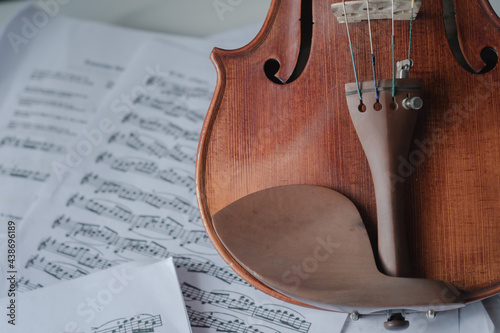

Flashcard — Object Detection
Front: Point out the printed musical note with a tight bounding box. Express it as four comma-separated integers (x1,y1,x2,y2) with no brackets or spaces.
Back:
57,202,210,249
108,131,196,164
72,180,201,223
121,112,199,141
187,307,280,333
52,215,120,245
18,96,86,113
182,283,311,333
38,237,121,270
16,277,43,292
24,85,89,100
25,254,88,281
31,69,93,86
145,75,212,100
92,314,163,333
175,256,249,286
0,164,50,182
132,94,205,122
8,120,77,137
95,152,195,193
13,109,87,125
8,38,333,333
0,136,66,154
51,216,247,286
0,212,22,222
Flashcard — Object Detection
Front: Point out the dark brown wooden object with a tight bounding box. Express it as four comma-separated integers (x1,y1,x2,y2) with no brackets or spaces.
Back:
196,0,500,309
345,78,423,279
212,184,464,313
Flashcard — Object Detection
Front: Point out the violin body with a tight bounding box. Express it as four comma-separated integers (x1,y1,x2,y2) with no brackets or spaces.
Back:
196,0,500,308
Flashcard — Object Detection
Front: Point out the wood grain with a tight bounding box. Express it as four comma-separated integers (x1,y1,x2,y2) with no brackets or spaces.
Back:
212,185,464,313
196,0,500,306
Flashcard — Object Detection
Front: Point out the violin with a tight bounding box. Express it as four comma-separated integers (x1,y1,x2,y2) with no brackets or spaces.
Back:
196,0,499,329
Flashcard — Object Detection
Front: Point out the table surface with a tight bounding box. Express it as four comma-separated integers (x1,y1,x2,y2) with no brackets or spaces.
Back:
0,0,272,36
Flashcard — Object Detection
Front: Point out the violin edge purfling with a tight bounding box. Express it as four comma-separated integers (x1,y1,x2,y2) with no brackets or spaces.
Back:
195,0,500,316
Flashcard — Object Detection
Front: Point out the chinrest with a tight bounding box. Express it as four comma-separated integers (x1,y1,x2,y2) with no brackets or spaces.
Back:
212,185,465,314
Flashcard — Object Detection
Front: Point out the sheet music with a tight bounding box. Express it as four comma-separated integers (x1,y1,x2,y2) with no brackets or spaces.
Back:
1,5,494,333
459,300,496,333
340,310,460,333
0,258,192,332
11,38,347,333
0,6,128,219
339,300,497,333
0,4,207,220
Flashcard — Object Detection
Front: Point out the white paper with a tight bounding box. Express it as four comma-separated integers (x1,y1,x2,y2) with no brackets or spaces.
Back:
0,4,207,220
341,310,459,333
458,301,492,333
0,258,192,332
340,298,498,333
8,36,347,333
2,5,494,333
0,6,141,219
478,296,499,333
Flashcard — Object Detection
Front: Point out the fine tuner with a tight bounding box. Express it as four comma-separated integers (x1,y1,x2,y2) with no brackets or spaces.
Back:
196,0,500,330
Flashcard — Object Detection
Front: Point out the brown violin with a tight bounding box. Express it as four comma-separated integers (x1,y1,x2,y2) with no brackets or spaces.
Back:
196,0,500,329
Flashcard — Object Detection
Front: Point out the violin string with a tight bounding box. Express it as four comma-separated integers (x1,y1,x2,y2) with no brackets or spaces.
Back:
342,0,363,102
408,0,415,61
391,0,396,98
365,0,379,102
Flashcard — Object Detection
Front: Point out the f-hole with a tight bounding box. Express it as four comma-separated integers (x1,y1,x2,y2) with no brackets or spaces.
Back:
264,0,314,84
443,0,498,74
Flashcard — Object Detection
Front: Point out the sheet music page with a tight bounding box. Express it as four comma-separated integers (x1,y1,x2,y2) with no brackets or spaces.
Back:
0,258,192,332
0,4,206,221
459,300,496,333
9,37,347,333
340,300,497,333
0,5,496,333
340,310,460,333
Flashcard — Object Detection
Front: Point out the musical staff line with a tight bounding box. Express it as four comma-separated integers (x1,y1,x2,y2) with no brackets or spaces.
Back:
0,164,50,182
182,283,311,333
187,307,280,333
145,75,212,100
66,182,201,224
122,112,199,141
8,120,78,137
18,96,86,113
38,237,121,270
31,69,94,86
132,94,204,122
95,152,195,193
14,109,87,125
80,173,200,222
16,276,43,292
24,85,89,100
92,314,162,333
51,216,247,286
0,136,66,154
25,254,88,281
108,131,196,164
64,193,209,247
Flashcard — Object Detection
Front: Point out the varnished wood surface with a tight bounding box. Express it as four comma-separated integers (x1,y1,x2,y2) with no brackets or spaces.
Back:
212,185,464,314
196,0,500,307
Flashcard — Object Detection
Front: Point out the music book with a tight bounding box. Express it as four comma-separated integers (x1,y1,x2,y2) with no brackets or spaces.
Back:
0,3,495,333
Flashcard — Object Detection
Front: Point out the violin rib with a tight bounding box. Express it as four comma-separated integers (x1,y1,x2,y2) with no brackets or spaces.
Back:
196,0,500,308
